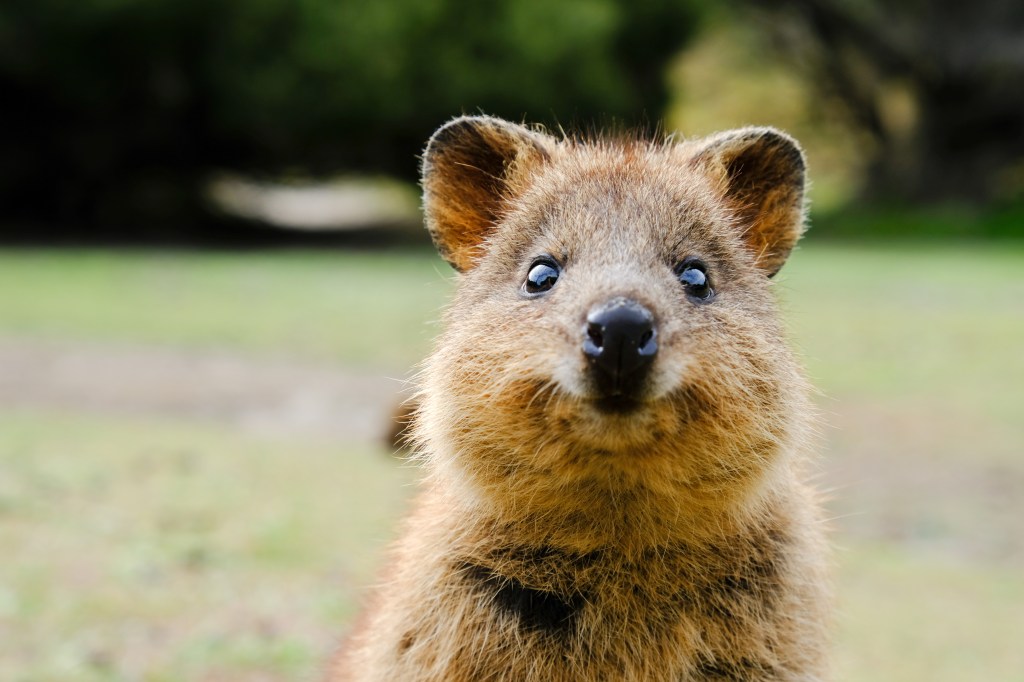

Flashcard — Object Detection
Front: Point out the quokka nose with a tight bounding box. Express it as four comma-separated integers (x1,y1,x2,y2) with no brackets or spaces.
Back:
582,298,657,394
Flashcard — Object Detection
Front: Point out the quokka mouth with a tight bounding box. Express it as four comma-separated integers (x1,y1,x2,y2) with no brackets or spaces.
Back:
590,393,646,415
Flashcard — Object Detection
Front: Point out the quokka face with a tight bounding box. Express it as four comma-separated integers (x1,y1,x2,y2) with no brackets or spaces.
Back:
416,116,812,525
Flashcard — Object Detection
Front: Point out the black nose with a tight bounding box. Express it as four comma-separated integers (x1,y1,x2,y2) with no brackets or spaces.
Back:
582,298,657,396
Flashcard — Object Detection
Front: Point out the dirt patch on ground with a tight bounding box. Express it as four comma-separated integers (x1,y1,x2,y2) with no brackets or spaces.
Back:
0,337,411,445
820,399,1024,565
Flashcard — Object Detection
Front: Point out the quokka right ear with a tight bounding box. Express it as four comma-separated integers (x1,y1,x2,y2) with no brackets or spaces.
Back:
422,116,551,272
690,127,807,278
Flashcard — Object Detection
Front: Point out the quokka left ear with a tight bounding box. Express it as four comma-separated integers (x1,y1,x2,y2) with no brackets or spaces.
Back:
421,116,552,272
691,128,807,277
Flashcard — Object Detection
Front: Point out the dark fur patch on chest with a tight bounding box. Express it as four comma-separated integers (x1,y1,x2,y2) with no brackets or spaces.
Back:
460,562,586,635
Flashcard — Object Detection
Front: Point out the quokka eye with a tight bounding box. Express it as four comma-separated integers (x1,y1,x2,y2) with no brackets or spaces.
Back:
675,259,714,302
524,258,560,295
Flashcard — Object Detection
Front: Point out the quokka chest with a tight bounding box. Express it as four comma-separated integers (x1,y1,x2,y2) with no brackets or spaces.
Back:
442,533,792,667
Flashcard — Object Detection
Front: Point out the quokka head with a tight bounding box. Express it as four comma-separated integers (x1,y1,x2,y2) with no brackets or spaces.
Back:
415,116,812,511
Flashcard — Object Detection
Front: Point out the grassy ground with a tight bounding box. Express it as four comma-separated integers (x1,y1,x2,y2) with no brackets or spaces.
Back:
0,411,414,682
0,248,448,369
2,243,1022,681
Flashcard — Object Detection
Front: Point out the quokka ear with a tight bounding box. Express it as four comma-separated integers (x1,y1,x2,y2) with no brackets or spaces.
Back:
422,115,551,272
691,128,807,277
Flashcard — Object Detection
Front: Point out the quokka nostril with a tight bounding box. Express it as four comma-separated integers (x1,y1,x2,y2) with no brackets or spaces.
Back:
587,322,605,349
639,329,653,348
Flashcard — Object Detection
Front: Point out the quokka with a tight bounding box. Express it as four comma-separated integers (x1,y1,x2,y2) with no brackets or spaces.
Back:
331,115,831,681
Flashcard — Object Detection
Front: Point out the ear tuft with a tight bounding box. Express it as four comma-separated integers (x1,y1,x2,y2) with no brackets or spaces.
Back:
422,116,550,272
692,128,807,277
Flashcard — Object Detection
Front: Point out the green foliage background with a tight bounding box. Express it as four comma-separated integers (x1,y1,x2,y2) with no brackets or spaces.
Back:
0,0,700,231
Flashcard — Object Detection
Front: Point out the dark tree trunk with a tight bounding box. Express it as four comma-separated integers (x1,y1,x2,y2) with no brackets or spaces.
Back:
867,83,1024,203
749,0,1024,204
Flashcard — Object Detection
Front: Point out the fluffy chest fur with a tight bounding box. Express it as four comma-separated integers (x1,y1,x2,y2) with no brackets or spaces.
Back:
340,487,826,682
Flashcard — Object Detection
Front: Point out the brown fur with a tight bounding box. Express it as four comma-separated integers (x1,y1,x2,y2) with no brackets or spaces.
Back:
330,116,830,681
386,398,417,453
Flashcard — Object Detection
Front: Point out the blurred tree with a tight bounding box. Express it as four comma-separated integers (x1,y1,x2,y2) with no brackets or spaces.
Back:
0,0,703,238
743,0,1024,203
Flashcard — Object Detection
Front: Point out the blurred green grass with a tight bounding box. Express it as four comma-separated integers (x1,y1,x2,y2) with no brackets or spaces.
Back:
0,411,413,681
0,248,450,369
2,241,1023,680
837,542,1024,682
781,242,1024,424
